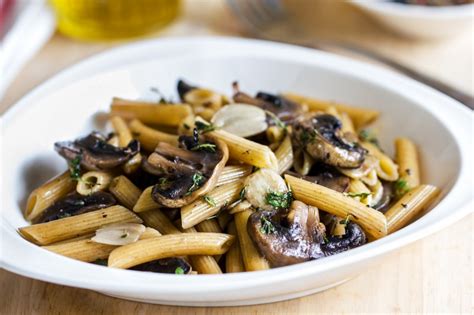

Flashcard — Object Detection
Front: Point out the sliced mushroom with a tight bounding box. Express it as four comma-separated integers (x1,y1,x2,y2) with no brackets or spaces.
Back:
145,133,229,208
91,223,146,246
244,168,289,211
292,114,367,168
55,131,140,171
373,181,393,213
321,222,367,256
247,201,325,267
177,79,225,111
130,257,192,274
285,168,350,193
34,191,116,223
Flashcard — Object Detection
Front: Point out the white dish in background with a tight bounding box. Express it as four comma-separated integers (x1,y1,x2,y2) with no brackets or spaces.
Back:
351,1,474,39
1,37,472,306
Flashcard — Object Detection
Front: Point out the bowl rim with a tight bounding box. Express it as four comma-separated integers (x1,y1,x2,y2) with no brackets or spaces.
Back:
1,36,472,299
351,0,474,18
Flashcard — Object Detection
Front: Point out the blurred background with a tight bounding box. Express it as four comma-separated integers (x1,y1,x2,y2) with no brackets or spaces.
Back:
0,0,473,112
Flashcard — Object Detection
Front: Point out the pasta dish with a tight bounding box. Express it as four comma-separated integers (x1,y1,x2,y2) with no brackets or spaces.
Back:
18,80,439,274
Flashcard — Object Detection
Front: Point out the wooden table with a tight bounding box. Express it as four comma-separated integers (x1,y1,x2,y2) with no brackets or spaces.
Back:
1,1,472,314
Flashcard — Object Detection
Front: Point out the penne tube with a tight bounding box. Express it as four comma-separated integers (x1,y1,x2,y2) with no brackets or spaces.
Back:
42,227,161,262
197,117,278,170
110,116,133,147
111,97,192,126
196,219,222,233
133,186,160,213
184,227,222,274
361,169,378,187
108,233,234,269
216,165,252,187
283,92,379,128
225,221,245,273
275,135,294,174
293,149,314,176
395,137,420,188
138,209,181,235
235,210,270,271
385,185,440,234
285,175,387,239
361,142,399,182
369,180,384,207
340,112,356,134
348,179,372,206
129,119,178,151
181,181,243,229
19,205,143,245
25,171,76,221
109,176,142,210
266,125,285,144
217,211,233,230
76,171,113,196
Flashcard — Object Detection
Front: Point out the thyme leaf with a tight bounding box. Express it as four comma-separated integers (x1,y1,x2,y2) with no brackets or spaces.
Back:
260,217,276,234
265,191,293,210
203,195,217,207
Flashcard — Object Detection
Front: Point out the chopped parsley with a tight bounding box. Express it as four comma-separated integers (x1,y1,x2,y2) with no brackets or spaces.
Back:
345,192,371,199
265,191,293,210
203,195,217,207
175,267,185,275
187,172,204,195
69,156,82,181
157,177,171,190
359,128,380,148
195,121,216,134
260,217,276,234
191,143,217,153
340,215,352,225
394,178,410,199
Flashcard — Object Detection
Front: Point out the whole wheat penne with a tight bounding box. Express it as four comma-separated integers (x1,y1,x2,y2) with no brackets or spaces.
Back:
109,176,142,210
76,171,113,196
283,92,379,128
19,205,142,245
285,175,387,239
138,209,181,235
275,135,293,174
348,179,372,206
108,233,234,269
110,116,143,173
181,181,243,229
133,186,160,212
216,165,252,187
111,98,192,126
395,137,420,188
196,117,278,170
42,227,161,262
184,227,222,274
386,185,440,234
361,142,399,182
129,119,178,151
196,219,222,233
225,221,245,273
25,171,76,221
235,210,270,271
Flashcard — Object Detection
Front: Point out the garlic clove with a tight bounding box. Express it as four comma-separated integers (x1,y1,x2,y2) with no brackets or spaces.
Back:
244,168,288,211
91,223,146,246
211,103,268,137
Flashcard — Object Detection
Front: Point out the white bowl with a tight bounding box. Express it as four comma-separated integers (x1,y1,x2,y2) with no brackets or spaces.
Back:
1,37,472,306
351,1,474,39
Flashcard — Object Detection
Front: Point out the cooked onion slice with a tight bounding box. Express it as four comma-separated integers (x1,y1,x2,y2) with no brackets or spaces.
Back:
92,223,146,246
211,103,268,137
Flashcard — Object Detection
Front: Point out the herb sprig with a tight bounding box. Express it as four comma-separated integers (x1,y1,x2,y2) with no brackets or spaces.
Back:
265,191,293,210
187,172,204,195
260,217,276,234
203,195,217,207
175,267,185,275
195,121,217,134
69,156,82,181
191,143,217,153
344,192,371,199
394,178,410,199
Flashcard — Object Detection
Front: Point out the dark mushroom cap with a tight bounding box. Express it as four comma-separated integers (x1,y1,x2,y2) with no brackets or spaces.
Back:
374,181,393,213
247,201,325,267
131,257,192,274
292,114,367,168
54,132,140,171
321,222,367,256
145,134,229,208
34,191,116,223
177,79,197,100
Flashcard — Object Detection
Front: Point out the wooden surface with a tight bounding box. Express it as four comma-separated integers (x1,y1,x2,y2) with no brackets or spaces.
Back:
1,1,472,314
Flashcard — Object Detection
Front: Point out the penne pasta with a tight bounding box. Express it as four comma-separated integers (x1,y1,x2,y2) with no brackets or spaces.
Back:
217,211,233,230
133,186,160,213
128,119,178,151
216,165,252,187
181,181,244,229
184,227,222,274
395,137,420,188
275,135,294,175
138,209,181,235
340,112,356,134
111,97,192,126
293,149,314,176
285,175,387,239
196,219,222,233
369,180,384,207
19,205,142,245
109,176,142,210
361,142,399,182
283,92,379,128
235,210,270,271
225,221,245,273
385,185,440,234
110,116,133,147
348,179,372,206
76,171,113,196
266,125,285,144
361,169,378,187
108,233,234,269
25,171,76,221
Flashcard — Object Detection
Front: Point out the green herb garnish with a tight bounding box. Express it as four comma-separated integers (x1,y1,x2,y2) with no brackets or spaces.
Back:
69,156,82,181
265,191,293,210
195,121,216,134
359,128,380,148
340,215,352,225
394,178,410,199
191,143,217,153
203,195,217,207
260,217,276,234
187,172,204,195
345,192,371,199
175,267,185,275
157,177,172,190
